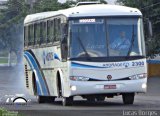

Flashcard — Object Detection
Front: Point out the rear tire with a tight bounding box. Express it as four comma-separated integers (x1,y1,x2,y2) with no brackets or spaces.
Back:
38,96,55,103
62,97,73,106
122,93,135,104
87,97,96,102
32,73,37,96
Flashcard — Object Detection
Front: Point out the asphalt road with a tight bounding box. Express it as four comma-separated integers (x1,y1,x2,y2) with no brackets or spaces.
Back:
0,65,160,116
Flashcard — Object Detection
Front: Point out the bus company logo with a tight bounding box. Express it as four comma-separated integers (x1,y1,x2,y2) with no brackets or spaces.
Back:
107,75,112,81
1,94,31,105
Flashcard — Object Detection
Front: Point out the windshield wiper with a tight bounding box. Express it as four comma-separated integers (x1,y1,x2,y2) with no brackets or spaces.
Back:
77,36,91,58
127,25,135,56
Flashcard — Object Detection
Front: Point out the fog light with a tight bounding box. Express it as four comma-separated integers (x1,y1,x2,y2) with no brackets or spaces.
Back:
71,86,77,91
142,83,147,89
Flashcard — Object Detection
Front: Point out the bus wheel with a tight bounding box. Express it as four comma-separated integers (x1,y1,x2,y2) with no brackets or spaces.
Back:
96,96,105,101
38,96,55,103
87,97,96,102
45,96,55,103
38,96,45,103
62,97,73,106
122,93,135,104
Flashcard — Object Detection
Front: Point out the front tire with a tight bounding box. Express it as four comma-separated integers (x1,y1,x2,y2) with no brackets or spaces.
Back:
38,96,45,103
122,93,135,104
62,97,73,106
96,96,105,101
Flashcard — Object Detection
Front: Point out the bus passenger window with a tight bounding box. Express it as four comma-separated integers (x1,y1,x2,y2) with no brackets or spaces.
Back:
28,25,34,46
47,20,54,43
54,19,58,41
24,26,28,47
54,18,61,42
30,24,34,46
57,18,61,41
35,23,40,45
41,22,47,44
28,26,30,46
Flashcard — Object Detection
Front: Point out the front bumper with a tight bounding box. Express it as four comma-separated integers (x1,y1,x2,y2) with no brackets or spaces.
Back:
69,78,147,96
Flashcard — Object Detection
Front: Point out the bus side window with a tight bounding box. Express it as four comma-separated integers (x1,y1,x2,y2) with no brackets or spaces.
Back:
33,23,36,45
40,22,43,45
35,23,40,45
54,18,61,42
30,24,34,46
57,18,61,41
28,25,31,46
53,19,55,42
29,24,34,46
34,24,37,45
47,20,50,43
41,21,47,44
51,20,55,42
24,26,28,47
47,20,53,43
54,18,57,42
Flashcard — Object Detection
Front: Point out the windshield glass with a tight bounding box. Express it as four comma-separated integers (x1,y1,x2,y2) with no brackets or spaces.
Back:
69,17,145,59
69,18,107,58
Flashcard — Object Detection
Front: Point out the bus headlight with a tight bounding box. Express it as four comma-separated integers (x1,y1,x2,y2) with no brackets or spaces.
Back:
71,86,77,91
142,83,147,89
70,76,89,81
129,73,147,80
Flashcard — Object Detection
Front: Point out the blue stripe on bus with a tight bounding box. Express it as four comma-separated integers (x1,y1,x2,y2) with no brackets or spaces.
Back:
24,54,42,95
71,62,107,68
24,51,49,96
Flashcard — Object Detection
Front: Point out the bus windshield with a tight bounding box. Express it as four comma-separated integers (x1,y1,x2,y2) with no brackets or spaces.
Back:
69,17,145,59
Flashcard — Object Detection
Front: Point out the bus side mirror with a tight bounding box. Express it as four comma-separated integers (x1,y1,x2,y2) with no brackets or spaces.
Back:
61,33,68,62
147,19,153,38
61,23,68,62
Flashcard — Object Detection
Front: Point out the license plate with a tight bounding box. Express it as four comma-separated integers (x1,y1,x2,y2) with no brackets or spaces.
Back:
104,85,116,89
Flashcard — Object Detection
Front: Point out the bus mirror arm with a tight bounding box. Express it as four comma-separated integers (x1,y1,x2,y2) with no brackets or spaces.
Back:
147,19,153,38
61,35,67,44
147,19,153,37
61,36,68,62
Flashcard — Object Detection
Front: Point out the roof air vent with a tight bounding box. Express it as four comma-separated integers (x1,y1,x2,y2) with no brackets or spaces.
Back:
75,1,101,7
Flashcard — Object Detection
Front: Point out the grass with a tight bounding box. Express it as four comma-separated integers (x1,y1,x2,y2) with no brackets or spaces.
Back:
0,58,8,64
0,51,9,57
0,107,22,116
0,51,17,65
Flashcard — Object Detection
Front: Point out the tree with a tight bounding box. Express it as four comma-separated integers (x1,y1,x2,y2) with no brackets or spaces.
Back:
116,0,160,58
0,0,108,63
76,0,107,4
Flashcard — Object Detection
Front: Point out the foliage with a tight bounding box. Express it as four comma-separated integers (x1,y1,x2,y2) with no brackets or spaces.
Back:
0,0,68,54
77,0,107,4
0,107,22,116
0,0,108,57
116,0,160,58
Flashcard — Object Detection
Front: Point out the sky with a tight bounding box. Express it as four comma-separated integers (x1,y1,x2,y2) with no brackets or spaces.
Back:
58,0,117,4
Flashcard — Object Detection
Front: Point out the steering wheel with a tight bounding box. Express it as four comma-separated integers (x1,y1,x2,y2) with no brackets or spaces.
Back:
77,50,104,57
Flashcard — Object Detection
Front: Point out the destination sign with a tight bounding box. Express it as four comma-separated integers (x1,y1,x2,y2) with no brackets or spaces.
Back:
79,19,96,23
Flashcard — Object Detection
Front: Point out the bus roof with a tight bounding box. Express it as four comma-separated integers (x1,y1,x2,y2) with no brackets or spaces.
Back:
24,4,142,24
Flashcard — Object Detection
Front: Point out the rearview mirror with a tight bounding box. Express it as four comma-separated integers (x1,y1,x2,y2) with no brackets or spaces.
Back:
61,23,68,62
147,19,153,38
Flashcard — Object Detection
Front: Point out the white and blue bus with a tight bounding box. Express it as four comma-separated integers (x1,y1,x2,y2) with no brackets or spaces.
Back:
24,2,147,106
